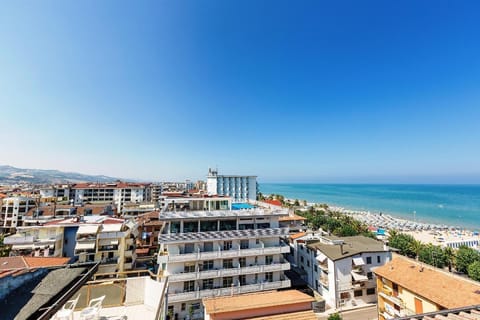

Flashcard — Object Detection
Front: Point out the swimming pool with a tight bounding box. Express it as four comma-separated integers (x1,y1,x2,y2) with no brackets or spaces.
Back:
232,203,255,210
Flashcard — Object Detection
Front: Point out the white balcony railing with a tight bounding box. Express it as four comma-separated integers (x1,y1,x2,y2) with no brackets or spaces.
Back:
168,279,291,303
168,263,290,282
166,245,290,263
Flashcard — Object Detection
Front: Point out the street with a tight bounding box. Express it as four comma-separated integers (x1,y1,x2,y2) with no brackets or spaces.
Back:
317,305,378,320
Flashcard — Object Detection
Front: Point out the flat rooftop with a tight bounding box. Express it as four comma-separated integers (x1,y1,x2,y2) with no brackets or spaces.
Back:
158,228,289,244
203,289,315,314
159,208,289,220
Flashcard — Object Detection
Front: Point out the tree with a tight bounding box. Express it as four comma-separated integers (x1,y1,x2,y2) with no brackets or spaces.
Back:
467,261,480,281
388,233,416,258
418,244,446,268
443,246,455,272
0,234,10,257
409,240,424,261
328,313,343,320
456,246,480,274
294,199,300,206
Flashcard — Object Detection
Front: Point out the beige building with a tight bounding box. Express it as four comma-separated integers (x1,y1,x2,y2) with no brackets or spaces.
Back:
374,256,480,319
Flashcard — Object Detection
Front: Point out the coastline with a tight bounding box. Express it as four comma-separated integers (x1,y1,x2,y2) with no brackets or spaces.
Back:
322,204,480,247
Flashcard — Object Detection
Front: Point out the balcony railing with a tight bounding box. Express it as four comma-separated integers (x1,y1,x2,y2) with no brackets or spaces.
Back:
98,231,128,239
168,279,291,303
165,244,290,263
168,262,290,282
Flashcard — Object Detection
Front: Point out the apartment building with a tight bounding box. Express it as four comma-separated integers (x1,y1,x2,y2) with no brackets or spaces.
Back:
157,197,291,320
5,215,138,273
0,196,36,232
72,182,151,212
206,168,257,202
374,256,480,320
294,233,391,310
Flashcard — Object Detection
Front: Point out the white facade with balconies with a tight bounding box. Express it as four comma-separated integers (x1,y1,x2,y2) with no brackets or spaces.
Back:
157,199,291,320
206,168,257,202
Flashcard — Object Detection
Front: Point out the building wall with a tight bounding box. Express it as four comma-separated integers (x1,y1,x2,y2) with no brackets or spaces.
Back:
208,301,313,320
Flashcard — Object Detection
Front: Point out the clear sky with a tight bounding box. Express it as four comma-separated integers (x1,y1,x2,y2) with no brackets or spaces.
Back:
1,1,480,183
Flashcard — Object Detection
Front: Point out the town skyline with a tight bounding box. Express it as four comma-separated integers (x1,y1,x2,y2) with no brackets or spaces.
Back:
2,1,480,183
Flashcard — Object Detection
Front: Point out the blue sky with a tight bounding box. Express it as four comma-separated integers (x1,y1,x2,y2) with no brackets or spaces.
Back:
1,1,480,183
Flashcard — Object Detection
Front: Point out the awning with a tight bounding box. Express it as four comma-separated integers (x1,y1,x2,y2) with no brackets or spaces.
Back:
316,253,327,263
12,244,33,250
101,224,122,232
352,257,365,266
75,241,96,250
351,271,368,281
77,225,99,235
99,239,119,246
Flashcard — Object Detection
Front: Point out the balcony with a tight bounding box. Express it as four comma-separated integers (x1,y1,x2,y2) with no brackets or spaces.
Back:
168,263,290,282
379,291,403,307
98,231,128,239
166,244,290,263
168,279,291,303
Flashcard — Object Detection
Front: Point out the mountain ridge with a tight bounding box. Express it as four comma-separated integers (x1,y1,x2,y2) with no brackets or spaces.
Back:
0,165,122,184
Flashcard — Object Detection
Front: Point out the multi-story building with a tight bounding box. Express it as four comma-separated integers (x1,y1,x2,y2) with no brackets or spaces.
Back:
5,215,138,273
374,255,480,320
294,233,392,310
0,196,36,232
39,184,72,203
72,182,151,212
157,197,291,320
206,168,257,202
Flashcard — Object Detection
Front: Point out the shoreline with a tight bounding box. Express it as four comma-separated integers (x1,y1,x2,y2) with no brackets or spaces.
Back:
324,204,480,247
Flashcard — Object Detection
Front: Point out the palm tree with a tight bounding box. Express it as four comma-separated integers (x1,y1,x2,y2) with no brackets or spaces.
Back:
443,246,455,272
409,239,423,261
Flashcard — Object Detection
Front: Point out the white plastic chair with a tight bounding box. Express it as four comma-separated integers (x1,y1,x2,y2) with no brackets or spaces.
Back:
80,295,105,320
54,294,81,320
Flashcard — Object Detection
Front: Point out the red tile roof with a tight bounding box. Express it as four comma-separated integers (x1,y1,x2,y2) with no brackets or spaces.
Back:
23,257,70,268
263,199,283,207
290,232,307,240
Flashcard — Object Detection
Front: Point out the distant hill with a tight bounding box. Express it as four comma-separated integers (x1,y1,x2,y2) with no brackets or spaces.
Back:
0,165,121,184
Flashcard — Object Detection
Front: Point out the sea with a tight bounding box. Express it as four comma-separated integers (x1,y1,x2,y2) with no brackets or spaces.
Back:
259,184,480,230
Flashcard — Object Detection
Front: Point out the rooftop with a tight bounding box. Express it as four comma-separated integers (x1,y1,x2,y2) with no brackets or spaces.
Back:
290,232,307,240
279,213,306,222
203,289,315,314
248,310,317,320
158,228,289,244
374,256,480,309
307,235,387,261
159,208,288,220
0,256,70,273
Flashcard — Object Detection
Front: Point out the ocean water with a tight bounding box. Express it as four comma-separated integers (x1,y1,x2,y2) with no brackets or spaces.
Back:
260,184,480,230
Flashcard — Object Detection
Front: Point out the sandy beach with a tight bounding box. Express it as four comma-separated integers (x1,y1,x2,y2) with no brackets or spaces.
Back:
326,205,480,248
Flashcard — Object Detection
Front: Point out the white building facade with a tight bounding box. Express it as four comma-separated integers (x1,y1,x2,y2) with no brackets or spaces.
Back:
206,168,257,202
296,234,392,310
0,196,36,231
157,197,291,320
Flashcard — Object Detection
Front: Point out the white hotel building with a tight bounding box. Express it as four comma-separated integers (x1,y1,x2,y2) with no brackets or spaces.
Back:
157,197,291,319
206,168,257,202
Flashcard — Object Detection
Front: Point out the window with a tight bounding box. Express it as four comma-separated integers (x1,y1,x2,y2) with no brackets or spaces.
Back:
367,272,373,280
340,292,350,299
265,272,273,282
254,257,258,264
223,277,233,287
307,261,310,267
300,246,304,251
240,240,249,249
239,257,246,268
167,306,174,315
366,256,372,264
202,278,214,290
366,288,376,295
184,280,195,292
354,290,363,297
223,259,233,269
307,247,310,254
256,239,260,245
184,262,195,273
223,241,232,250
314,265,318,272
265,255,273,264
301,256,304,263
239,275,246,285
377,256,381,264
181,303,186,311
202,260,214,271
